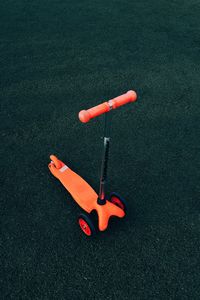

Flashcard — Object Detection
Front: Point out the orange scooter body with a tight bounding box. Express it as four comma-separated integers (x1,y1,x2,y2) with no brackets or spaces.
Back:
48,155,125,231
48,91,137,234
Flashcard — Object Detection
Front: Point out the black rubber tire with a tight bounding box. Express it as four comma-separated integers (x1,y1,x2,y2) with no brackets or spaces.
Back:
109,192,127,213
78,213,96,237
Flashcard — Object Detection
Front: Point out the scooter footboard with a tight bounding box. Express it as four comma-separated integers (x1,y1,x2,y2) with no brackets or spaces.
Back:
48,156,98,212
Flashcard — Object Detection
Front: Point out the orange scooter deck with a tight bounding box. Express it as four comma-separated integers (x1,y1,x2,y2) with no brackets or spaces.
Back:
48,155,125,231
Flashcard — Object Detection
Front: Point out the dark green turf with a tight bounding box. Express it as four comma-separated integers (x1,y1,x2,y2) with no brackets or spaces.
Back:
1,0,200,299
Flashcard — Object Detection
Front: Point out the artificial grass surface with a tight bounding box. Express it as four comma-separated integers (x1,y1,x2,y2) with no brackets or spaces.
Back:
1,0,200,299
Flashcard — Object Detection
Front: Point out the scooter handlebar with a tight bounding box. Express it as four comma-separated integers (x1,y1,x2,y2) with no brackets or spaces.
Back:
78,90,137,123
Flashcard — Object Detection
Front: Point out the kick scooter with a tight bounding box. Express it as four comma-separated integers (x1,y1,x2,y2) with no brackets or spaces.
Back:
48,90,137,236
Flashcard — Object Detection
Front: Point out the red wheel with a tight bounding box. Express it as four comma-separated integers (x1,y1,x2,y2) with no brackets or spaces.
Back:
109,192,127,212
78,214,96,237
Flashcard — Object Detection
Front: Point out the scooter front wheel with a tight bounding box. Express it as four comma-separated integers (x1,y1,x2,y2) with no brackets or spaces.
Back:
109,192,127,213
78,213,96,237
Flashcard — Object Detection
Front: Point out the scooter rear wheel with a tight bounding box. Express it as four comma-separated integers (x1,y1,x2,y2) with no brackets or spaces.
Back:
109,192,127,213
78,213,96,237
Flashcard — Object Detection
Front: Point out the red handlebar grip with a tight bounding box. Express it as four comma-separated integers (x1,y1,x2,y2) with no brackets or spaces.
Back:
79,90,137,123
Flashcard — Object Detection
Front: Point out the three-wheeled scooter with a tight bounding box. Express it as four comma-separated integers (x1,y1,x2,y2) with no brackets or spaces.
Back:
48,90,137,236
